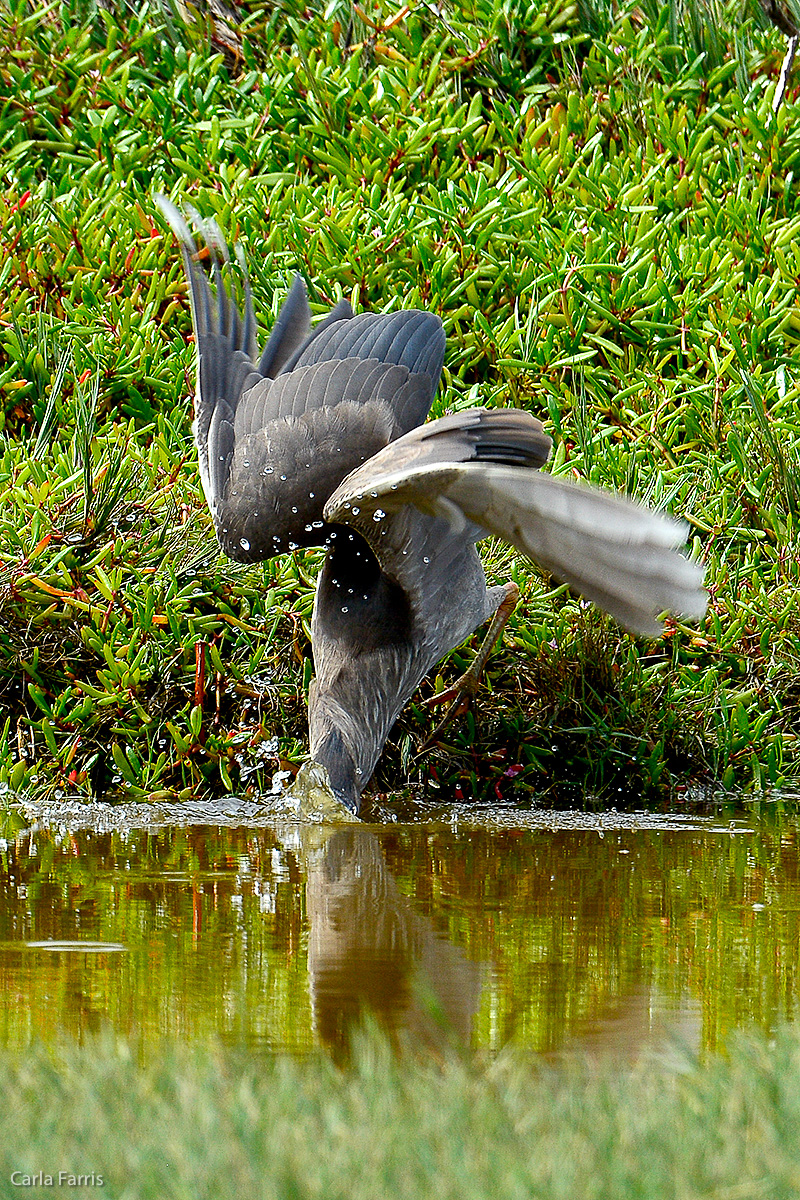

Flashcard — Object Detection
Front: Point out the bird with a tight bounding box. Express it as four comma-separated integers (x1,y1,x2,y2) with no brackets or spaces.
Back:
156,196,707,816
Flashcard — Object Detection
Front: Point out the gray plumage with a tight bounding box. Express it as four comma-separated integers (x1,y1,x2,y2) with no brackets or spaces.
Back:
157,196,707,815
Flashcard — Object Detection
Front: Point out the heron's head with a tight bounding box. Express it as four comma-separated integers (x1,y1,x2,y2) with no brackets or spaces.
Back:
311,731,360,814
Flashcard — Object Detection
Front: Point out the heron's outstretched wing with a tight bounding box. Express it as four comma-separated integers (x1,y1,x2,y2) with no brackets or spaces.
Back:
288,309,445,407
156,196,447,559
238,310,444,442
325,408,706,637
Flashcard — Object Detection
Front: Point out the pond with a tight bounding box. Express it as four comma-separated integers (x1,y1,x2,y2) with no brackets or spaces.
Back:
1,797,798,1062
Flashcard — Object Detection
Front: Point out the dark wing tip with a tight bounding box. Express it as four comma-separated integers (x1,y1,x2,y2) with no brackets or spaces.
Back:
258,273,312,378
419,408,552,469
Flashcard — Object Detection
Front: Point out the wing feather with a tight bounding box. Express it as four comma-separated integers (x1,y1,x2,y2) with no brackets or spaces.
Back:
257,273,312,378
157,197,446,554
324,411,706,636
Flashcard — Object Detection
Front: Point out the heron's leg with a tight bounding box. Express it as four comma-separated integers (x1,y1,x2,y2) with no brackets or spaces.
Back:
419,581,520,751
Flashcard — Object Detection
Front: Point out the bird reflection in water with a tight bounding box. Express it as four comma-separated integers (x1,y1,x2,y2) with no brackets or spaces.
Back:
280,765,481,1059
306,828,481,1059
283,825,479,1060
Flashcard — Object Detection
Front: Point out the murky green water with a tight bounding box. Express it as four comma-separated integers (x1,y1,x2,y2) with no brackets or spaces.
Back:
1,799,798,1060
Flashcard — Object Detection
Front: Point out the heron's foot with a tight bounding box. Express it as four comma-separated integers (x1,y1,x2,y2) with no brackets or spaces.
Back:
418,672,481,752
425,671,481,711
418,580,520,753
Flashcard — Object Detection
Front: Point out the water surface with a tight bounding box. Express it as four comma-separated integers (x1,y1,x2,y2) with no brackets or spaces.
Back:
1,799,798,1060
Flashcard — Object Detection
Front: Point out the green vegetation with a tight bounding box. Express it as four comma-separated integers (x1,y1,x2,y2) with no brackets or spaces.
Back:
3,1023,800,1198
1,0,800,807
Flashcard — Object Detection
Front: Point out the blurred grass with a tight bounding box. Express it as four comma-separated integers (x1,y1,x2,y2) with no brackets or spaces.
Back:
4,1024,800,1198
1,0,800,806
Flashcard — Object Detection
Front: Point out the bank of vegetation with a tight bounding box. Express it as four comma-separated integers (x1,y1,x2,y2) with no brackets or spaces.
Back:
1,0,799,808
